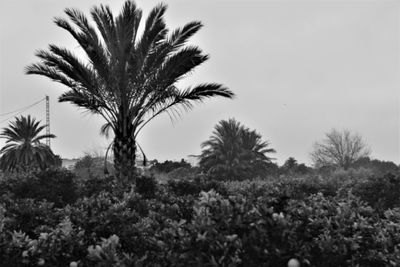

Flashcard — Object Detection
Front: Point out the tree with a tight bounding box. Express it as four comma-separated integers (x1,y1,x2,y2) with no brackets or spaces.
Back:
26,1,234,181
150,159,191,173
199,118,275,180
282,157,298,173
74,154,95,170
352,157,399,176
280,157,312,176
0,115,57,172
310,129,370,170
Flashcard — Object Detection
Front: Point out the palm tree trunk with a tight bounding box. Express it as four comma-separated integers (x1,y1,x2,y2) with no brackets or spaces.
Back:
113,133,137,183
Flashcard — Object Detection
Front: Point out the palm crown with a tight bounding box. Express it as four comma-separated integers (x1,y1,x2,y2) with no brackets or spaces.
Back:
26,1,234,179
199,118,275,180
0,115,57,172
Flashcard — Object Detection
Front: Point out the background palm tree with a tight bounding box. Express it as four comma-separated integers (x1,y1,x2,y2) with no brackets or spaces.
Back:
26,0,234,181
0,115,57,172
199,118,275,180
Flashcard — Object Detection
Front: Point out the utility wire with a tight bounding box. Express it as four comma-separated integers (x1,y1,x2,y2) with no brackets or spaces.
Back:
0,97,46,117
0,97,46,125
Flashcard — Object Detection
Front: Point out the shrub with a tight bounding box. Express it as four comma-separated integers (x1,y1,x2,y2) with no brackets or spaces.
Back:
168,179,200,196
33,169,78,206
0,169,78,207
78,174,116,197
150,159,191,174
166,166,201,180
168,178,227,197
285,193,400,266
1,169,400,266
3,198,60,237
352,173,400,210
1,217,88,266
135,175,157,198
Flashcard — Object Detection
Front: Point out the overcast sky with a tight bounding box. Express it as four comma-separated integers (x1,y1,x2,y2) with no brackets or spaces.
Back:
0,0,399,165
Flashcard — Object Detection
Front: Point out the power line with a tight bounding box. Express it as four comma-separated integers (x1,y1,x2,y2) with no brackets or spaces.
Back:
0,97,46,117
0,97,46,124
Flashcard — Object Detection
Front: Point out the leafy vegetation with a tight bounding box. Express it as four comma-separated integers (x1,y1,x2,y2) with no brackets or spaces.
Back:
0,0,399,266
279,157,312,176
26,0,234,180
0,169,399,266
199,118,276,180
0,115,58,172
149,159,192,174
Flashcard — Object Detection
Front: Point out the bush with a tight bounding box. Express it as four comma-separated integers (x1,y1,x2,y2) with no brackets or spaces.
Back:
285,193,400,266
0,169,78,207
352,173,400,210
1,169,400,266
135,175,157,198
3,198,60,236
166,166,201,180
33,169,78,206
78,174,116,197
168,179,200,196
168,178,227,197
150,159,191,174
1,217,88,266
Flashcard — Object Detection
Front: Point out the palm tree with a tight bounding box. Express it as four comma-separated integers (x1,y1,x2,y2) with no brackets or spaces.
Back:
199,119,275,180
26,0,234,181
0,115,57,172
281,157,298,174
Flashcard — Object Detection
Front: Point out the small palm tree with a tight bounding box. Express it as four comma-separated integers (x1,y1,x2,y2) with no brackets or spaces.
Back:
0,115,57,172
26,0,234,181
199,118,275,180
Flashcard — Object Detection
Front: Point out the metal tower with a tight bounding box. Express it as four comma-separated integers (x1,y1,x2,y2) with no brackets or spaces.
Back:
45,95,50,147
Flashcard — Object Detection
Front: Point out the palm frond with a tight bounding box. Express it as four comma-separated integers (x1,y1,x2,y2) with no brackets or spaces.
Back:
100,122,114,138
152,46,208,89
199,118,275,180
0,115,57,172
115,1,141,56
27,1,235,175
130,3,167,81
54,12,110,84
25,63,78,88
178,83,234,101
58,90,105,115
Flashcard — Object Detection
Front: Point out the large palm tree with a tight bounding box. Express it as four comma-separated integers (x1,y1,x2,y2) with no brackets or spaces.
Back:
199,119,275,180
0,115,57,172
26,0,234,181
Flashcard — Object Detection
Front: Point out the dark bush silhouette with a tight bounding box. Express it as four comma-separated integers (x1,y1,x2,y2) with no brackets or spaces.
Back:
352,173,400,210
150,159,191,173
0,169,78,207
135,175,157,198
351,157,399,176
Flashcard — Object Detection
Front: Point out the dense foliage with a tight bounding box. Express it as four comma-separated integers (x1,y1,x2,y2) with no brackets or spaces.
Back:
3,1,397,266
0,168,399,266
352,157,399,176
73,154,114,179
279,157,312,176
149,159,192,174
199,118,276,180
26,0,234,179
0,115,58,172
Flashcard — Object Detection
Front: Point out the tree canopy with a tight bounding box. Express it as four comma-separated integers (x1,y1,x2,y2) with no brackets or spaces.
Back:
26,0,234,180
310,128,370,170
199,118,275,180
0,115,57,172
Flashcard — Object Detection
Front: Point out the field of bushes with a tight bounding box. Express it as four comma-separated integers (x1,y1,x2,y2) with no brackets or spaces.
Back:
0,167,400,266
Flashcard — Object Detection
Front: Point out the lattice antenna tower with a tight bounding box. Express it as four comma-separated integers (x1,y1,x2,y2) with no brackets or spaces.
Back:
45,95,50,147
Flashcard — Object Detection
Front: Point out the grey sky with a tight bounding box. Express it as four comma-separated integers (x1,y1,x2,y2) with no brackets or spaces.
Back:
0,0,399,165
